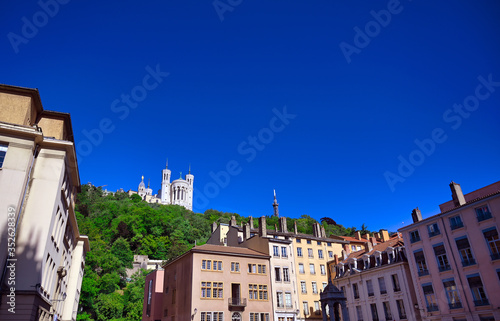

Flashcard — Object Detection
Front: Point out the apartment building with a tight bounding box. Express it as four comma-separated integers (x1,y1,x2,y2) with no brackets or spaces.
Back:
331,232,421,321
0,84,89,321
399,181,500,321
158,244,273,321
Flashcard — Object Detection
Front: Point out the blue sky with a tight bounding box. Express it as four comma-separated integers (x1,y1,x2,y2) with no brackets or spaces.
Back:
2,1,500,232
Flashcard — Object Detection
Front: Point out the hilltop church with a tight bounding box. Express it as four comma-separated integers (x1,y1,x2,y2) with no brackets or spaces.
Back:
127,161,194,210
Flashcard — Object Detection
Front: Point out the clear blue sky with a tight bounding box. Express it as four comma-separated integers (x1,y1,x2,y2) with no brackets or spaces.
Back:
2,1,499,232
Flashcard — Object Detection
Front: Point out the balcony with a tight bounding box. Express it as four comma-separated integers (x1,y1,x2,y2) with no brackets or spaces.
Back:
474,299,489,306
449,302,462,309
368,292,374,297
380,290,387,295
438,264,451,272
450,222,464,230
462,258,476,267
428,231,440,237
393,287,401,292
228,298,247,309
418,269,429,277
427,305,439,312
490,252,500,261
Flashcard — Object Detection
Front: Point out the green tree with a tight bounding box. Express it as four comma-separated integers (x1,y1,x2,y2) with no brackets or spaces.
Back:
111,237,134,268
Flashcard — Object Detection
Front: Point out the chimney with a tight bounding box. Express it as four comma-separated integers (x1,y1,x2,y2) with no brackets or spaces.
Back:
313,223,320,237
230,216,237,227
294,221,298,234
211,222,217,233
334,254,339,265
355,231,361,240
367,241,373,252
450,181,466,207
275,224,278,232
363,233,370,241
259,216,267,237
374,232,380,241
371,236,378,246
321,226,326,238
243,223,251,240
249,216,254,229
411,207,422,223
279,217,288,233
380,230,390,242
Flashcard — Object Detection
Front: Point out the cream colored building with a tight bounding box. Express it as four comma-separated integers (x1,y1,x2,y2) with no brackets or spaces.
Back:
0,84,89,321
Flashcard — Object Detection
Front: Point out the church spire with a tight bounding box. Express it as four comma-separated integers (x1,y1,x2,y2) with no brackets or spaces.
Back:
189,163,191,174
166,158,168,169
273,189,279,217
148,178,150,188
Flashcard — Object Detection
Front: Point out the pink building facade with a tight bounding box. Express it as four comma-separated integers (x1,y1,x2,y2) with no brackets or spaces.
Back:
399,181,500,321
143,270,164,321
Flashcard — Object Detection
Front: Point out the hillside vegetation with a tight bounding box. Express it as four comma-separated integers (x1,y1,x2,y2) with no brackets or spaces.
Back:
75,185,360,320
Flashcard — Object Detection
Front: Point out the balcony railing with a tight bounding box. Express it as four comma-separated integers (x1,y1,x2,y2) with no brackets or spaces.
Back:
449,302,462,309
462,258,476,267
228,297,247,308
477,212,492,222
380,290,387,295
418,269,429,277
427,305,439,312
428,231,440,237
490,252,500,261
474,299,489,306
368,292,374,297
438,264,451,272
393,287,401,292
450,222,464,230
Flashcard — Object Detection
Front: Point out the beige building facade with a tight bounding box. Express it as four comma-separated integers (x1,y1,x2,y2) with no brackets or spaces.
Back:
0,85,89,321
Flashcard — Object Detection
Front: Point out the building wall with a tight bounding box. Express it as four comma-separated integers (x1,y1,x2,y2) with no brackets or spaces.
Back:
293,237,342,320
143,270,164,321
400,184,500,321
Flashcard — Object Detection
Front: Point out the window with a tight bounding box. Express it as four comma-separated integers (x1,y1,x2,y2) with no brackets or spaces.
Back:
202,260,211,270
322,282,327,290
449,215,464,230
248,264,266,274
370,303,379,321
433,244,450,271
366,280,374,296
467,274,489,306
443,278,462,309
351,245,356,251
300,281,307,293
307,239,312,244
214,260,223,271
281,247,287,257
483,227,500,260
298,263,304,274
296,238,301,243
297,247,303,257
320,264,326,275
456,236,476,266
317,241,322,245
258,264,266,274
303,301,309,315
396,299,406,319
327,242,331,246
382,301,392,320
410,230,420,243
328,251,333,258
250,313,269,321
309,263,315,274
312,282,318,294
201,282,211,298
428,223,440,237
277,291,284,307
422,283,438,311
318,249,324,259
308,248,313,258
201,312,223,321
275,267,281,281
249,284,258,300
314,301,320,314
273,246,280,257
285,292,292,308
0,144,7,168
283,267,290,282
248,264,256,274
414,250,429,276
391,274,401,292
231,262,240,272
476,205,492,222
353,283,359,299
378,277,387,294
356,306,363,321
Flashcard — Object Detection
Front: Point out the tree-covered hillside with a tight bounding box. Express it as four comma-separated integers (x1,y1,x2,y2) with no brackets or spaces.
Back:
75,185,360,320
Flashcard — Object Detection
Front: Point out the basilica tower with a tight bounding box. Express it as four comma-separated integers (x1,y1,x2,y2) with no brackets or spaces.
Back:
161,160,171,204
